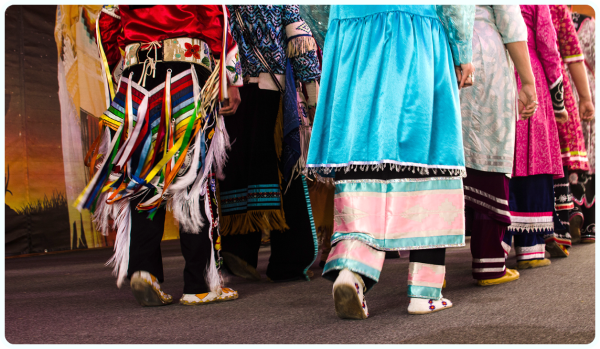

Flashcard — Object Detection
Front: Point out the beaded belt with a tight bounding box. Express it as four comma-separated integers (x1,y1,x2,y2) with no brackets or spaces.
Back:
124,37,212,87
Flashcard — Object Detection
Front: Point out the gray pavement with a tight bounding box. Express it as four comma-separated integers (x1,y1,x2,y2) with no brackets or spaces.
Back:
4,238,595,344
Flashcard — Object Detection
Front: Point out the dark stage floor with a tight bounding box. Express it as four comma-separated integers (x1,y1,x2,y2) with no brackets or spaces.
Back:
5,238,595,344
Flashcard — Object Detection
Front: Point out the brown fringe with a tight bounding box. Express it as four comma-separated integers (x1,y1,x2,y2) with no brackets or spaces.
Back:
286,36,318,58
220,210,290,236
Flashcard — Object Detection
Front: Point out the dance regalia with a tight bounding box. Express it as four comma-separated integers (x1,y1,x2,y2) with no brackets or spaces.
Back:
550,5,589,172
459,6,527,280
219,5,322,281
307,5,474,301
75,5,242,293
541,5,589,251
503,5,566,263
568,12,596,242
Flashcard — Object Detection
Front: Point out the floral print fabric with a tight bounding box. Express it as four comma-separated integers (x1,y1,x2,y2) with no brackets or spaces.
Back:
568,13,595,173
435,5,475,65
550,5,589,172
513,5,564,178
460,5,527,174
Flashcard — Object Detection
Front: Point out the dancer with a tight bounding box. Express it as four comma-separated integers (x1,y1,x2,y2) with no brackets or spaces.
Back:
218,5,321,282
502,5,566,270
460,6,537,285
307,5,475,318
76,5,242,306
545,5,594,256
567,9,596,244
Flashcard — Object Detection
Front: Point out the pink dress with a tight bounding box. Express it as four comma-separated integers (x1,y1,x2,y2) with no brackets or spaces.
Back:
550,5,589,172
514,5,564,178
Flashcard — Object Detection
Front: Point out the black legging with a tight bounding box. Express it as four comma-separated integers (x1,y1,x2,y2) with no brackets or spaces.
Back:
127,193,214,294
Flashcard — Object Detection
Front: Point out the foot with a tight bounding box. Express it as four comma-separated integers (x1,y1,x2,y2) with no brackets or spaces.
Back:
546,241,569,258
222,251,261,281
570,216,582,243
130,271,173,307
407,297,453,315
332,269,369,319
179,287,239,305
516,259,551,270
477,268,519,286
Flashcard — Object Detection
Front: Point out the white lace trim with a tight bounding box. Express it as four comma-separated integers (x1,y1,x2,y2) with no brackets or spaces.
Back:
507,222,555,233
306,161,466,178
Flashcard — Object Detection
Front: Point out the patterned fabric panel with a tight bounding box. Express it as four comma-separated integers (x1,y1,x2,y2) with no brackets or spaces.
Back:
330,177,465,250
510,233,547,261
515,243,547,261
546,167,573,247
554,183,574,212
435,5,475,65
463,168,511,225
103,80,143,127
549,5,589,171
407,262,445,300
507,174,555,233
569,13,595,173
220,184,282,214
228,5,320,82
570,171,595,206
472,259,506,277
101,71,195,141
323,239,385,285
169,74,196,138
550,5,584,62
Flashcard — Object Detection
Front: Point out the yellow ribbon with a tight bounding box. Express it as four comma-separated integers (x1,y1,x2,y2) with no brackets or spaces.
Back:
95,12,116,101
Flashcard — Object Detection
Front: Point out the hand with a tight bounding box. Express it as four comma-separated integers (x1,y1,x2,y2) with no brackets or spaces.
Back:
454,63,475,90
579,98,595,121
518,83,537,120
219,86,241,116
554,109,569,124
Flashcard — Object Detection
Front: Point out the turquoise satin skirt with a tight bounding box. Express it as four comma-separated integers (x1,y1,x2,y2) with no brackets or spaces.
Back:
307,5,465,175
